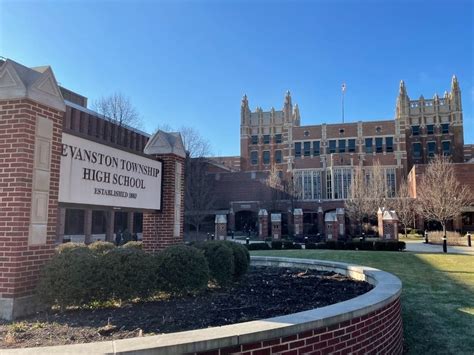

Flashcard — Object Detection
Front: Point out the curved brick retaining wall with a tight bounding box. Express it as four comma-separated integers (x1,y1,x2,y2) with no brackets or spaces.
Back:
5,256,403,355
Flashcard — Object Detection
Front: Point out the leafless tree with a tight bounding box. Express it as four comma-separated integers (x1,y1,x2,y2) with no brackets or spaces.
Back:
416,155,470,242
393,178,416,238
265,164,284,212
184,156,215,238
366,161,388,216
346,162,392,235
345,166,370,235
93,92,142,129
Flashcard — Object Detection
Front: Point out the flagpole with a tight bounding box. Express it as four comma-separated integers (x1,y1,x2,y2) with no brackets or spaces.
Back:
341,83,346,123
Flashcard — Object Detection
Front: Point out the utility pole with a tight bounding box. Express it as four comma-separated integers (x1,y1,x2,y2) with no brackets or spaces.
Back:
341,83,346,123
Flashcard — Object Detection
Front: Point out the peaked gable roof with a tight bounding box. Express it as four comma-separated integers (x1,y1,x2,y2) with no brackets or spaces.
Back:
144,130,186,158
0,59,65,111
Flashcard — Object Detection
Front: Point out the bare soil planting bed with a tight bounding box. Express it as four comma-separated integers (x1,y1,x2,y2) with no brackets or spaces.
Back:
0,266,373,349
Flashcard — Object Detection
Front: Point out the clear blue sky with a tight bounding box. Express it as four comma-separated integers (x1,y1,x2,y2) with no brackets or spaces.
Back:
1,0,472,155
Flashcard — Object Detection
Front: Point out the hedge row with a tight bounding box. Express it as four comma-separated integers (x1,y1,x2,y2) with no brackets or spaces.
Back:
246,240,406,252
37,241,249,309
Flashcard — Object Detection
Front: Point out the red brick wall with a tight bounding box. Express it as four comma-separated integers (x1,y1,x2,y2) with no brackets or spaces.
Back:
0,98,63,299
142,154,185,251
191,298,403,355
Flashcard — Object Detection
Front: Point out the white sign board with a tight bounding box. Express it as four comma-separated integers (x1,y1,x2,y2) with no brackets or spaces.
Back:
59,133,162,210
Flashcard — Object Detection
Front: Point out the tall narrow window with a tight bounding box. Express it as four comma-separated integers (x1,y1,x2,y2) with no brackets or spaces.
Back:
338,139,346,153
250,151,258,165
295,142,301,158
386,137,394,152
275,134,282,144
386,168,396,198
326,170,332,199
365,138,373,153
427,141,436,157
263,151,270,164
442,141,451,156
412,126,420,136
313,141,320,156
275,150,282,163
427,124,434,135
329,140,336,153
251,135,258,144
375,137,383,153
441,123,450,134
348,139,356,153
304,141,311,156
412,143,422,158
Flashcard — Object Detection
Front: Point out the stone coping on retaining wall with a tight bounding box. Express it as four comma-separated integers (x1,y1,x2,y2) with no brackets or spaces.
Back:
3,256,402,355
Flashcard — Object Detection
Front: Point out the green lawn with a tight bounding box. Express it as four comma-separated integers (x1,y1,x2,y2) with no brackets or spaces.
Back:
251,249,474,355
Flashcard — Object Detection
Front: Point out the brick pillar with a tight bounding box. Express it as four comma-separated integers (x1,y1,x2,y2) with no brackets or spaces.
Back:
336,208,345,240
317,207,324,236
271,213,282,240
106,210,115,242
215,214,227,240
142,154,185,252
258,209,268,239
228,208,235,231
56,207,66,243
84,208,92,244
127,212,134,234
382,211,399,240
0,59,66,320
377,207,385,238
293,209,303,237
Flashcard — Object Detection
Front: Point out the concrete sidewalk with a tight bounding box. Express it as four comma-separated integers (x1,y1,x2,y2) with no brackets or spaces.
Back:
403,239,474,255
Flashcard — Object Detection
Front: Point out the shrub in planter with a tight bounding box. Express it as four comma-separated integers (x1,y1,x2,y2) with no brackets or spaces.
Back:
305,242,317,249
245,242,271,250
344,241,357,250
282,240,295,249
99,248,155,301
88,241,115,255
398,241,406,251
271,240,283,250
55,242,87,254
221,241,250,279
325,240,337,249
155,245,209,294
122,241,143,250
358,240,374,250
196,241,235,286
37,248,99,308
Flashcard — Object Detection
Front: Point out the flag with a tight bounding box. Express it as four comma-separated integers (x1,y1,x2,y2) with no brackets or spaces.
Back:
342,83,346,93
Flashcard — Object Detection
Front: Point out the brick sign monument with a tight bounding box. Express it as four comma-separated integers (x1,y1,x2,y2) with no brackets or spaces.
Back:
0,59,185,320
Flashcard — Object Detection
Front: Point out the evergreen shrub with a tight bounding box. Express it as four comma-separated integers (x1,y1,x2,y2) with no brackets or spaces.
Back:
37,248,99,308
155,245,209,294
196,241,235,286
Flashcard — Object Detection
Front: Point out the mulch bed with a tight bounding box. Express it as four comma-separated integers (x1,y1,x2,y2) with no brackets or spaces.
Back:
0,266,373,349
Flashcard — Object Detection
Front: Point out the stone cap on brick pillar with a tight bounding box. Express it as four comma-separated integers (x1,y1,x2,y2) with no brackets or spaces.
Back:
215,214,227,223
383,210,399,221
324,211,337,222
294,208,303,216
144,130,186,158
271,213,281,222
0,58,65,112
336,208,344,215
258,209,268,216
318,206,323,213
